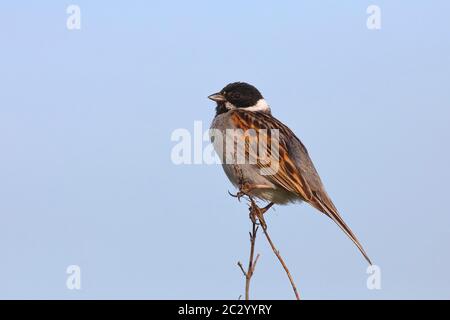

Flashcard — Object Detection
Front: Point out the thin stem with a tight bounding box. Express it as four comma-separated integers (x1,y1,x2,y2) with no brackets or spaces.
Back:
261,224,300,300
237,219,260,300
249,198,301,300
231,182,301,300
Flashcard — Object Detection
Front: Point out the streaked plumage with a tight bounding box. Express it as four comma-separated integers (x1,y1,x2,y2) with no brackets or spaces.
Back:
209,82,372,265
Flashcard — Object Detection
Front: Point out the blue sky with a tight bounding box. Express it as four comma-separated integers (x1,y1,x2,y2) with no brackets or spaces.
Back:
0,1,449,299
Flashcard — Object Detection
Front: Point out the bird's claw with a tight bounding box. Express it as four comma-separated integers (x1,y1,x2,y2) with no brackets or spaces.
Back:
228,190,237,198
230,186,272,230
228,190,246,202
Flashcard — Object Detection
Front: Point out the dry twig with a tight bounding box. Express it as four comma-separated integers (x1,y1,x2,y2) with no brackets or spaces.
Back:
231,177,300,300
248,196,301,300
237,217,260,300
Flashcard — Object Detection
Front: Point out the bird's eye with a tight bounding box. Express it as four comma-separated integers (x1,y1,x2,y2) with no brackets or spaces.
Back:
231,92,241,100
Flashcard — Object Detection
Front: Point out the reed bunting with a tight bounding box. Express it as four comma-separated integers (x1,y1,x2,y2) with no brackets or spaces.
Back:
208,82,371,265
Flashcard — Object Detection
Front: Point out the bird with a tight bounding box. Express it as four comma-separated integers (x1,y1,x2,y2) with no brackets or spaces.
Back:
208,81,372,265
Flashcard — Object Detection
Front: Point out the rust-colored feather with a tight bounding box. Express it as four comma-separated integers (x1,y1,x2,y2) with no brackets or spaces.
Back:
229,109,372,265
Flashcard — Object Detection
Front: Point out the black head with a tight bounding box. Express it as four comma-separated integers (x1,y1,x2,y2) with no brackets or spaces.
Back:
208,82,264,115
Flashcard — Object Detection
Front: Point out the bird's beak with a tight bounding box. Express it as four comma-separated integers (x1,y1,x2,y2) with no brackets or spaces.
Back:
208,92,226,102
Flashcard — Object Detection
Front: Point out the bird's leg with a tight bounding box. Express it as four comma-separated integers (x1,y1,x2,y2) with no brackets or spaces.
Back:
260,202,274,215
229,182,274,229
228,182,273,202
228,182,253,201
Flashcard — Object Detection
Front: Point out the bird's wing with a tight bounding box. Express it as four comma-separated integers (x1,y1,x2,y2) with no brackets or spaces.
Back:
230,109,372,265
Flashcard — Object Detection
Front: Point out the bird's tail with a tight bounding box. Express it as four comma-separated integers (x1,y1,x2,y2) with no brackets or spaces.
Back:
311,192,372,265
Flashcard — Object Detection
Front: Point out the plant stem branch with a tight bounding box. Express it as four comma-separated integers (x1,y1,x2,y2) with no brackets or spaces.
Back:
237,218,260,300
249,197,301,300
231,184,301,300
261,222,300,300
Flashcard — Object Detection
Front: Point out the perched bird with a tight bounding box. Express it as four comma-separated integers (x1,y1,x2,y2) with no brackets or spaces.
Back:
208,82,371,265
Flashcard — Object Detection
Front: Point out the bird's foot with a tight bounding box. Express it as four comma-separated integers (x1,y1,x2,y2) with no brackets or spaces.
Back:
248,198,272,230
228,190,247,202
228,182,253,202
229,182,274,202
229,183,274,229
